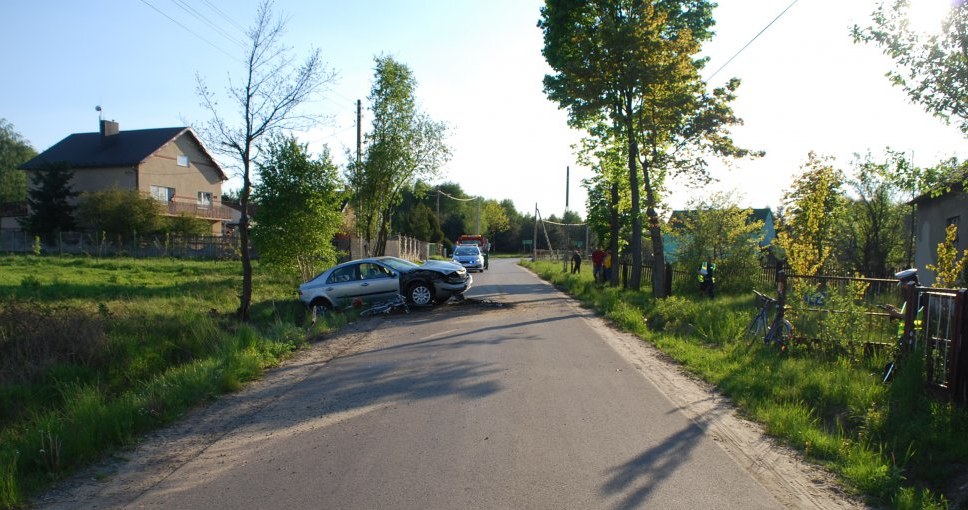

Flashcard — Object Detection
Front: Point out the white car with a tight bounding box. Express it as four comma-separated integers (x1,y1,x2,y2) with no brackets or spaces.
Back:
452,245,485,272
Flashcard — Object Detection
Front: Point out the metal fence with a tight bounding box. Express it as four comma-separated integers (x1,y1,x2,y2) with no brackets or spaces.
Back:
778,271,967,402
917,288,966,397
782,273,904,351
0,229,241,259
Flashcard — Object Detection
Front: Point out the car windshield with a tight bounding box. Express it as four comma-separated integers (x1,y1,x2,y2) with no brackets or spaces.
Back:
380,257,420,272
454,247,479,256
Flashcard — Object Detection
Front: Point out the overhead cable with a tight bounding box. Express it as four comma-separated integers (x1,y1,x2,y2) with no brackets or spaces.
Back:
705,0,800,82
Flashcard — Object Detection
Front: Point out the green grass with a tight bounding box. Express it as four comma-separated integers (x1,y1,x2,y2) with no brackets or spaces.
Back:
0,255,346,508
522,259,966,509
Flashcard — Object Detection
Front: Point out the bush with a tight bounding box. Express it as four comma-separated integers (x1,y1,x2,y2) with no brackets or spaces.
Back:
0,300,109,385
76,190,164,243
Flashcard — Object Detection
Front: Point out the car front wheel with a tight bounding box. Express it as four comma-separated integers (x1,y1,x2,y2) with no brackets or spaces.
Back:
407,282,435,306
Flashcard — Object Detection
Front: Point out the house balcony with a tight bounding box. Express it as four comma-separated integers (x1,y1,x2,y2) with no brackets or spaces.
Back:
165,199,235,221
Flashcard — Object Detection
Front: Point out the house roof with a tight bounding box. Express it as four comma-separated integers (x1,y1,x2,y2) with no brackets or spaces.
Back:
19,126,227,180
910,180,966,205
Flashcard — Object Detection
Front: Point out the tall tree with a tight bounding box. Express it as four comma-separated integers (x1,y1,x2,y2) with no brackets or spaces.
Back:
577,122,633,285
195,0,335,321
351,55,450,256
854,1,968,135
775,152,846,277
835,151,909,277
252,136,343,282
0,119,35,225
481,199,510,246
540,0,759,296
22,162,77,239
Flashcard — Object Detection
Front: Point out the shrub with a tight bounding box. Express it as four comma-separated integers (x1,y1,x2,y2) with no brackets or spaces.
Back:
0,300,109,385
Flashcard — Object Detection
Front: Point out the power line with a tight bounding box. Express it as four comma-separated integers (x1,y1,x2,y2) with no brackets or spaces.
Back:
705,0,801,82
541,219,587,227
170,0,247,49
139,0,243,64
200,0,246,33
437,189,478,202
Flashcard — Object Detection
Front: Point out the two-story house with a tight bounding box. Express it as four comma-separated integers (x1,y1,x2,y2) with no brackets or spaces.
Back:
19,119,231,234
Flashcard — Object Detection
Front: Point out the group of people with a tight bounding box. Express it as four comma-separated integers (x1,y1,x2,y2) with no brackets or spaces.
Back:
571,247,717,297
571,248,612,284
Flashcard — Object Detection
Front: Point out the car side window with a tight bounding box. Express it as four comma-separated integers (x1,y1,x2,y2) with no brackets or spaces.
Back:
327,265,359,284
360,263,392,280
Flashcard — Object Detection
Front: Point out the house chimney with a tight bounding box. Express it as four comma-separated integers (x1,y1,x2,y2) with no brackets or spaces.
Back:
100,119,119,146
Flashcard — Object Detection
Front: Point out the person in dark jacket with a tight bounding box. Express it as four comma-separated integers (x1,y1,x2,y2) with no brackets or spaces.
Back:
571,249,582,274
698,260,716,298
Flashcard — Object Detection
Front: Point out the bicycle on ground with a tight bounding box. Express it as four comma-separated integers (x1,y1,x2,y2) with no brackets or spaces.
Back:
746,290,793,349
359,294,410,317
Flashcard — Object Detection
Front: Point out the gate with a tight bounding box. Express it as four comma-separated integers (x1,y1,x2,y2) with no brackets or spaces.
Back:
915,288,967,400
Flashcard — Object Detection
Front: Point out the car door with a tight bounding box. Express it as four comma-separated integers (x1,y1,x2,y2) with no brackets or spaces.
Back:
358,261,398,302
324,263,364,308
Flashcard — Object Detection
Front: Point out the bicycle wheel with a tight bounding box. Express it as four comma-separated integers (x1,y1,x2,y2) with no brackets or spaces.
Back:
765,319,793,349
360,304,389,317
745,313,767,343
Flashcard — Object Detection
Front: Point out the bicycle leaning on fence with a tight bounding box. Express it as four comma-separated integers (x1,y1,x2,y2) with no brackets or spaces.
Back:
359,294,411,317
746,290,793,349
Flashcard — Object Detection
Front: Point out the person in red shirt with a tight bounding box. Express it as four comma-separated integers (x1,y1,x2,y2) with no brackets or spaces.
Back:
591,248,606,283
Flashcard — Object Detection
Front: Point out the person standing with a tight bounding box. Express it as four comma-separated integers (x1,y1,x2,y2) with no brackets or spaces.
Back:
571,249,582,274
591,248,605,282
698,259,716,298
603,251,612,283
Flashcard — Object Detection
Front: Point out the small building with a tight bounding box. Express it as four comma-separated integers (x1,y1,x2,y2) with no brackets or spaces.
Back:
912,182,968,287
18,119,231,234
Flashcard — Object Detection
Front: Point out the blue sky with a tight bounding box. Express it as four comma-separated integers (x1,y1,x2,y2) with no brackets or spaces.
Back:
2,0,965,218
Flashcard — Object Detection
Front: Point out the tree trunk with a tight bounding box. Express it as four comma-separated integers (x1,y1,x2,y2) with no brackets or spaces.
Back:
624,99,642,291
238,160,253,321
642,157,667,298
609,181,620,287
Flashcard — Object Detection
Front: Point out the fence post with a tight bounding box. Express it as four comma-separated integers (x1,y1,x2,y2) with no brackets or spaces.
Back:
776,269,788,331
901,282,919,355
665,263,673,297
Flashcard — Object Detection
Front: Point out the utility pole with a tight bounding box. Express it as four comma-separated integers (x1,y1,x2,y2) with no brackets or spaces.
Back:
476,196,481,233
565,165,570,211
356,99,364,258
533,203,538,261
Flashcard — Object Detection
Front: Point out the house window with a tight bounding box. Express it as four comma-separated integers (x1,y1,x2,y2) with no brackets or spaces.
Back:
198,192,213,207
150,185,175,202
177,155,190,167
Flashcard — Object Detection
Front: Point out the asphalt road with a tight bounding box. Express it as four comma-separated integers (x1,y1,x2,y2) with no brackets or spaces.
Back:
50,258,787,509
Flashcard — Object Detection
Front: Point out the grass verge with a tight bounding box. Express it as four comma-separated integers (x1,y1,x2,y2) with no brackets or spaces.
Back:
0,255,346,508
523,259,967,510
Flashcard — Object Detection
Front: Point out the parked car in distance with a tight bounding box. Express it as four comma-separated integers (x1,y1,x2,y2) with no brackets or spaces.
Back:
298,256,472,310
452,245,485,272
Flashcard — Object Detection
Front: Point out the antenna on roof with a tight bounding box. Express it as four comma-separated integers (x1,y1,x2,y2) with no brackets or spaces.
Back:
95,105,102,121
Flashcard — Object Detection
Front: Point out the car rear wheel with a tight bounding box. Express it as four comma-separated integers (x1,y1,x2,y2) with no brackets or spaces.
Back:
310,297,333,313
407,282,434,306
